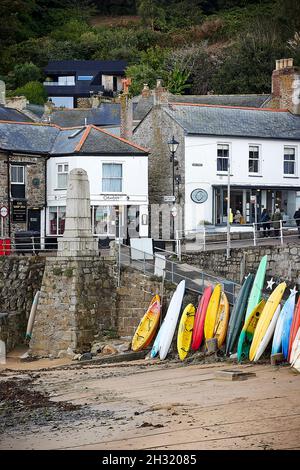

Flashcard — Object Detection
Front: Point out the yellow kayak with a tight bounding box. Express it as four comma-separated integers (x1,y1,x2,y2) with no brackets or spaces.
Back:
249,282,286,361
204,284,221,340
213,292,230,348
131,295,161,351
177,304,196,360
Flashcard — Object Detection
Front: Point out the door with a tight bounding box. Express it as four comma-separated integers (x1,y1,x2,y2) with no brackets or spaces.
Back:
28,209,41,232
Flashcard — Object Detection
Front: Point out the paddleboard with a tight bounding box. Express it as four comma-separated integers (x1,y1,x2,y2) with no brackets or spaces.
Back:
213,291,230,348
159,280,186,360
204,284,221,340
237,299,266,362
290,327,300,365
225,274,254,356
249,282,286,361
254,304,281,362
131,295,161,352
177,304,195,360
288,296,300,361
191,286,212,351
282,291,296,360
272,293,295,355
25,291,40,340
245,255,267,322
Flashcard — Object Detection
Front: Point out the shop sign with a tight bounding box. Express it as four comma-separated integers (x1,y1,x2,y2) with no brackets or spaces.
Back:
102,194,127,201
12,200,27,222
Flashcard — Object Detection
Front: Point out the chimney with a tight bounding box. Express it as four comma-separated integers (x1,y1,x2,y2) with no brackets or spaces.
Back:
272,58,300,114
141,83,150,98
0,80,5,105
153,78,169,106
120,78,133,140
5,95,27,111
44,98,54,115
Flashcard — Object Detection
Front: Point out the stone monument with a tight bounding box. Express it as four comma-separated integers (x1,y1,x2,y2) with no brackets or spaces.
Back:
58,168,98,256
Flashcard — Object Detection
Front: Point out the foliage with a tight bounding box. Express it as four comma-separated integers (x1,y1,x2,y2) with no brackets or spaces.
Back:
13,81,47,105
12,62,42,88
167,65,191,95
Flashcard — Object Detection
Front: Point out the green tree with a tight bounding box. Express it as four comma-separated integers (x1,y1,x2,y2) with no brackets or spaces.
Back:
137,0,166,31
167,65,191,94
12,62,42,88
13,81,47,105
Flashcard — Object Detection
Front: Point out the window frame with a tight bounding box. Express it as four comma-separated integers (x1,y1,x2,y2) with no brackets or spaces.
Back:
56,162,69,190
102,162,123,193
217,143,230,174
248,144,261,175
283,146,297,177
48,206,66,236
10,165,25,185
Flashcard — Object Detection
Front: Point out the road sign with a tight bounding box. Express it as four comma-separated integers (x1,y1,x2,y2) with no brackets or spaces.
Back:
163,196,175,202
0,206,8,218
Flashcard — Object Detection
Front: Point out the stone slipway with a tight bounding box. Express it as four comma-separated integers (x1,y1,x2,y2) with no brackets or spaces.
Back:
1,360,299,450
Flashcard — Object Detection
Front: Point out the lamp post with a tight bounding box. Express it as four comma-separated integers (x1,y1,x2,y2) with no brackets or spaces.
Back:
226,157,231,259
168,136,179,250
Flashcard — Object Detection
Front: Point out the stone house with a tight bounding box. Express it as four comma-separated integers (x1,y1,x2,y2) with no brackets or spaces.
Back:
133,59,300,235
0,121,148,244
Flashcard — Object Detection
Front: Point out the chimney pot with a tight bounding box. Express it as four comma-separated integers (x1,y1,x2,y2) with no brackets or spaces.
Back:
276,60,281,71
287,58,294,67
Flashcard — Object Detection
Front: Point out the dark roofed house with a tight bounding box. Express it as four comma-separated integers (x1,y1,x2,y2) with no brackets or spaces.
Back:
0,105,33,123
44,60,127,109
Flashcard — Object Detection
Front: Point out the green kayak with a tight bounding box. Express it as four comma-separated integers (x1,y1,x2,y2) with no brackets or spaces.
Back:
245,255,267,322
237,299,266,362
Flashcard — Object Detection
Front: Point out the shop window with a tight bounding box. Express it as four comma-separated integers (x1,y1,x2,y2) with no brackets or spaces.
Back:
102,163,122,192
284,147,296,175
49,206,66,235
57,163,69,189
249,145,260,173
217,144,229,172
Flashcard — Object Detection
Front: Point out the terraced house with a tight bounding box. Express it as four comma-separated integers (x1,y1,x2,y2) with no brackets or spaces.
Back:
0,121,148,246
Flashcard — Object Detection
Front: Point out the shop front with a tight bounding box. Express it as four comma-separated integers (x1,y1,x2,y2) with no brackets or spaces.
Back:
214,186,300,225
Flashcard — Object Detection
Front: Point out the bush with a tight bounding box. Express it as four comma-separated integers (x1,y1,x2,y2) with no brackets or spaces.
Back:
13,81,47,105
12,62,41,88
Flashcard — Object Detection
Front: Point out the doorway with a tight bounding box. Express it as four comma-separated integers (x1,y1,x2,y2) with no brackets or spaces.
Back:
28,209,41,232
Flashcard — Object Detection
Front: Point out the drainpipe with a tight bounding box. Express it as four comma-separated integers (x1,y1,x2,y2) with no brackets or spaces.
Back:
7,151,11,238
44,154,50,247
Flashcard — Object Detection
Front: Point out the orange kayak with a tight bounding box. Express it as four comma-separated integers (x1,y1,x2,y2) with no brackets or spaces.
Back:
131,295,161,351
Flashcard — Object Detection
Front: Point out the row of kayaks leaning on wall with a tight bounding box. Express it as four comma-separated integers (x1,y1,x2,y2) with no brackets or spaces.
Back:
131,255,300,372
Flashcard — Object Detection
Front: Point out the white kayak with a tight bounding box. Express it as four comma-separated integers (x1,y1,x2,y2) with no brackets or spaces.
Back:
291,327,300,367
159,280,185,360
254,304,281,362
26,291,40,340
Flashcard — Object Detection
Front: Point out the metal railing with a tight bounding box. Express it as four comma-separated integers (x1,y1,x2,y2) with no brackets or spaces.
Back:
117,242,240,305
176,217,300,255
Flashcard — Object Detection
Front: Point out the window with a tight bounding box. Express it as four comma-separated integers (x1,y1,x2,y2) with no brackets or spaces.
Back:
284,147,296,175
249,145,260,173
77,75,93,81
217,144,229,172
57,163,69,189
102,163,122,192
58,76,75,86
49,206,66,235
11,165,24,184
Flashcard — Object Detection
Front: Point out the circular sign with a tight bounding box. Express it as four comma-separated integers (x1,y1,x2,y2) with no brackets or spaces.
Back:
0,206,8,218
32,177,40,188
190,189,208,204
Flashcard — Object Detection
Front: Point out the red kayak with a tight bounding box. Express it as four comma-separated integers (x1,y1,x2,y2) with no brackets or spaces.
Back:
191,286,212,351
288,296,300,361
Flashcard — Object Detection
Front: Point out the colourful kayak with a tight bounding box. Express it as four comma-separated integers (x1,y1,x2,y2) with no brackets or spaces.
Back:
282,291,296,360
177,304,196,360
254,304,281,362
213,292,230,348
204,284,221,340
237,300,266,362
272,292,295,356
131,295,161,352
191,286,212,351
225,274,254,356
288,296,300,361
249,282,286,361
245,255,267,322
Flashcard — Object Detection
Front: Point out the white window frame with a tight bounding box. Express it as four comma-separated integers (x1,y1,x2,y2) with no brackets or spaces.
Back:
10,165,25,184
56,163,69,190
48,206,66,236
58,76,75,86
283,146,297,177
217,143,231,174
102,163,123,193
248,144,261,175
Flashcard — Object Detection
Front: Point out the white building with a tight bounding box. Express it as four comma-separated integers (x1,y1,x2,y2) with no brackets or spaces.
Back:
46,125,149,243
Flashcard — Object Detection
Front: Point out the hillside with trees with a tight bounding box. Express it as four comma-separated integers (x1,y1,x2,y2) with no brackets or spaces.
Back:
1,0,300,103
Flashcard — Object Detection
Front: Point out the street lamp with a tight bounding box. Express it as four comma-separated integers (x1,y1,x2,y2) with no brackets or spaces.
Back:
226,157,231,259
168,136,179,250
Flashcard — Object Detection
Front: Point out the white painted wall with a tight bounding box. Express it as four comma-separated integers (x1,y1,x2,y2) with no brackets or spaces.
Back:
47,154,148,236
102,75,123,92
184,135,300,230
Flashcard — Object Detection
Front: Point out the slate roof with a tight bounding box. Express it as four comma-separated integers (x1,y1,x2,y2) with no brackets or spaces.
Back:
0,106,32,123
0,121,148,156
45,60,127,74
164,104,300,140
48,104,121,127
133,93,271,122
